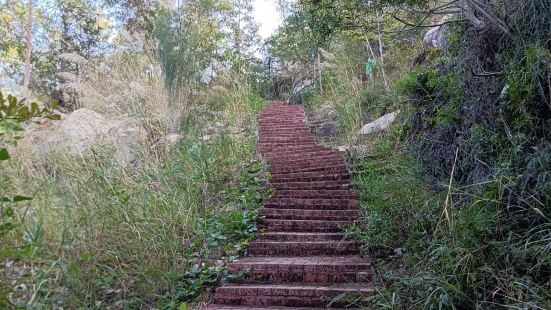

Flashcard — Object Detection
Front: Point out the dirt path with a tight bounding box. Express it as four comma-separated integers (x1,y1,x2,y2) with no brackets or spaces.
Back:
204,101,372,309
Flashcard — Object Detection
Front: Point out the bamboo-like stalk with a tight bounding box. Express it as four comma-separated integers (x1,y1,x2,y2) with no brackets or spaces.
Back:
22,0,34,100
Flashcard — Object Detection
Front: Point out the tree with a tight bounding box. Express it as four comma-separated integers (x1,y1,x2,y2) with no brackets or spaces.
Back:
1,0,115,101
155,0,226,97
223,0,260,75
105,0,159,35
22,0,34,100
0,0,31,92
225,0,259,56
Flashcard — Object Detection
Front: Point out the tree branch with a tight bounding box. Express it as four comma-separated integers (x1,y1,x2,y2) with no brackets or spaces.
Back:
464,0,511,37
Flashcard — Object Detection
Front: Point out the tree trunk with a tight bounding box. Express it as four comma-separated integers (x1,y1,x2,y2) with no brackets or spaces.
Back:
22,0,34,100
375,11,390,93
317,48,324,97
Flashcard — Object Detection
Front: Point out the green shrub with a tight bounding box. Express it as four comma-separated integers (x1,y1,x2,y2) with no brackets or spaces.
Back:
394,70,421,95
358,8,551,307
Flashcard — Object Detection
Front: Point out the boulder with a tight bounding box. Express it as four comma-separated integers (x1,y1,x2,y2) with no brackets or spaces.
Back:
59,109,111,154
26,108,145,165
316,121,340,137
358,110,400,135
423,15,453,48
423,26,448,48
287,80,314,105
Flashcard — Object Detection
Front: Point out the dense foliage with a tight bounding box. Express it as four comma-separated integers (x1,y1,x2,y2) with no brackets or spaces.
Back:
1,0,550,308
269,0,550,308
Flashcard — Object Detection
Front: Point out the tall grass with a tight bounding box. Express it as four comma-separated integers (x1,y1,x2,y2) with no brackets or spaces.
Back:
349,111,551,309
59,52,180,142
304,34,418,143
350,125,551,309
1,54,267,308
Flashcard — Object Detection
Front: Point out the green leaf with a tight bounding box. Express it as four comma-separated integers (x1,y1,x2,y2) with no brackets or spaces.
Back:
45,114,61,120
5,207,14,217
31,102,39,114
1,197,10,202
13,195,32,202
7,95,16,108
18,106,30,119
179,303,188,310
0,223,15,236
50,100,58,110
0,148,9,160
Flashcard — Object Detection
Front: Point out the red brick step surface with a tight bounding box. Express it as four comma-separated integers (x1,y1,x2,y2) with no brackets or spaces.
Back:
228,256,372,284
263,198,357,210
256,232,348,242
204,101,371,309
259,209,358,220
213,283,373,307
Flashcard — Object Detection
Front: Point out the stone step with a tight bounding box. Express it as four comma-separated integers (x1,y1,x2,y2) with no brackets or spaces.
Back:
263,151,337,161
258,144,318,151
270,172,350,183
248,241,360,256
275,189,359,199
203,306,345,310
259,209,359,220
269,182,350,191
256,232,347,242
264,151,337,162
259,128,312,133
258,123,307,128
264,198,357,210
258,130,312,135
268,158,346,170
270,165,348,175
228,256,372,284
213,283,372,308
259,219,354,232
259,145,326,153
259,136,315,142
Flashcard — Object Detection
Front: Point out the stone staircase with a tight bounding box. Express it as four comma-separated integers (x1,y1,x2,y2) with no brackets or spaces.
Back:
203,101,372,309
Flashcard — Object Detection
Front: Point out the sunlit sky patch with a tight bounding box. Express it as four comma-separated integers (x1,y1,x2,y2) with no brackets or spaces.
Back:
253,0,282,39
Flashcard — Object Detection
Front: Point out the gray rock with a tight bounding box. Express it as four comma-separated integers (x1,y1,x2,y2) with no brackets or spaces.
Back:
394,247,407,257
287,92,302,105
359,110,400,135
25,108,146,165
287,80,314,105
317,122,340,137
423,16,453,49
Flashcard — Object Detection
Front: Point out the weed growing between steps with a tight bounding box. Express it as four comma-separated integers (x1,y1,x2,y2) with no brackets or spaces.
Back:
0,91,268,308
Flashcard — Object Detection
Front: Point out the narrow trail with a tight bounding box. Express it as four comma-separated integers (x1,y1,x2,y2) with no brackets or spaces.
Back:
204,101,372,309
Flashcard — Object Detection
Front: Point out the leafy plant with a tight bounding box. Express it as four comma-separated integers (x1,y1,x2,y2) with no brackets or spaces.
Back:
0,92,59,161
0,92,60,309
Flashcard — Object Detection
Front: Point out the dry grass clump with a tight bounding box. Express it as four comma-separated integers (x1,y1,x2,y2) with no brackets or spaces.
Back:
59,52,181,147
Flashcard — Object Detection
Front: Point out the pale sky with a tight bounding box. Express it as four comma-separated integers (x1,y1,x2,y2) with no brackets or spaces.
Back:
253,0,282,39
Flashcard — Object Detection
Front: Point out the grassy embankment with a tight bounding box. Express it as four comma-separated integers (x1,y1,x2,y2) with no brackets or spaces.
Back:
304,21,550,308
1,54,268,309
